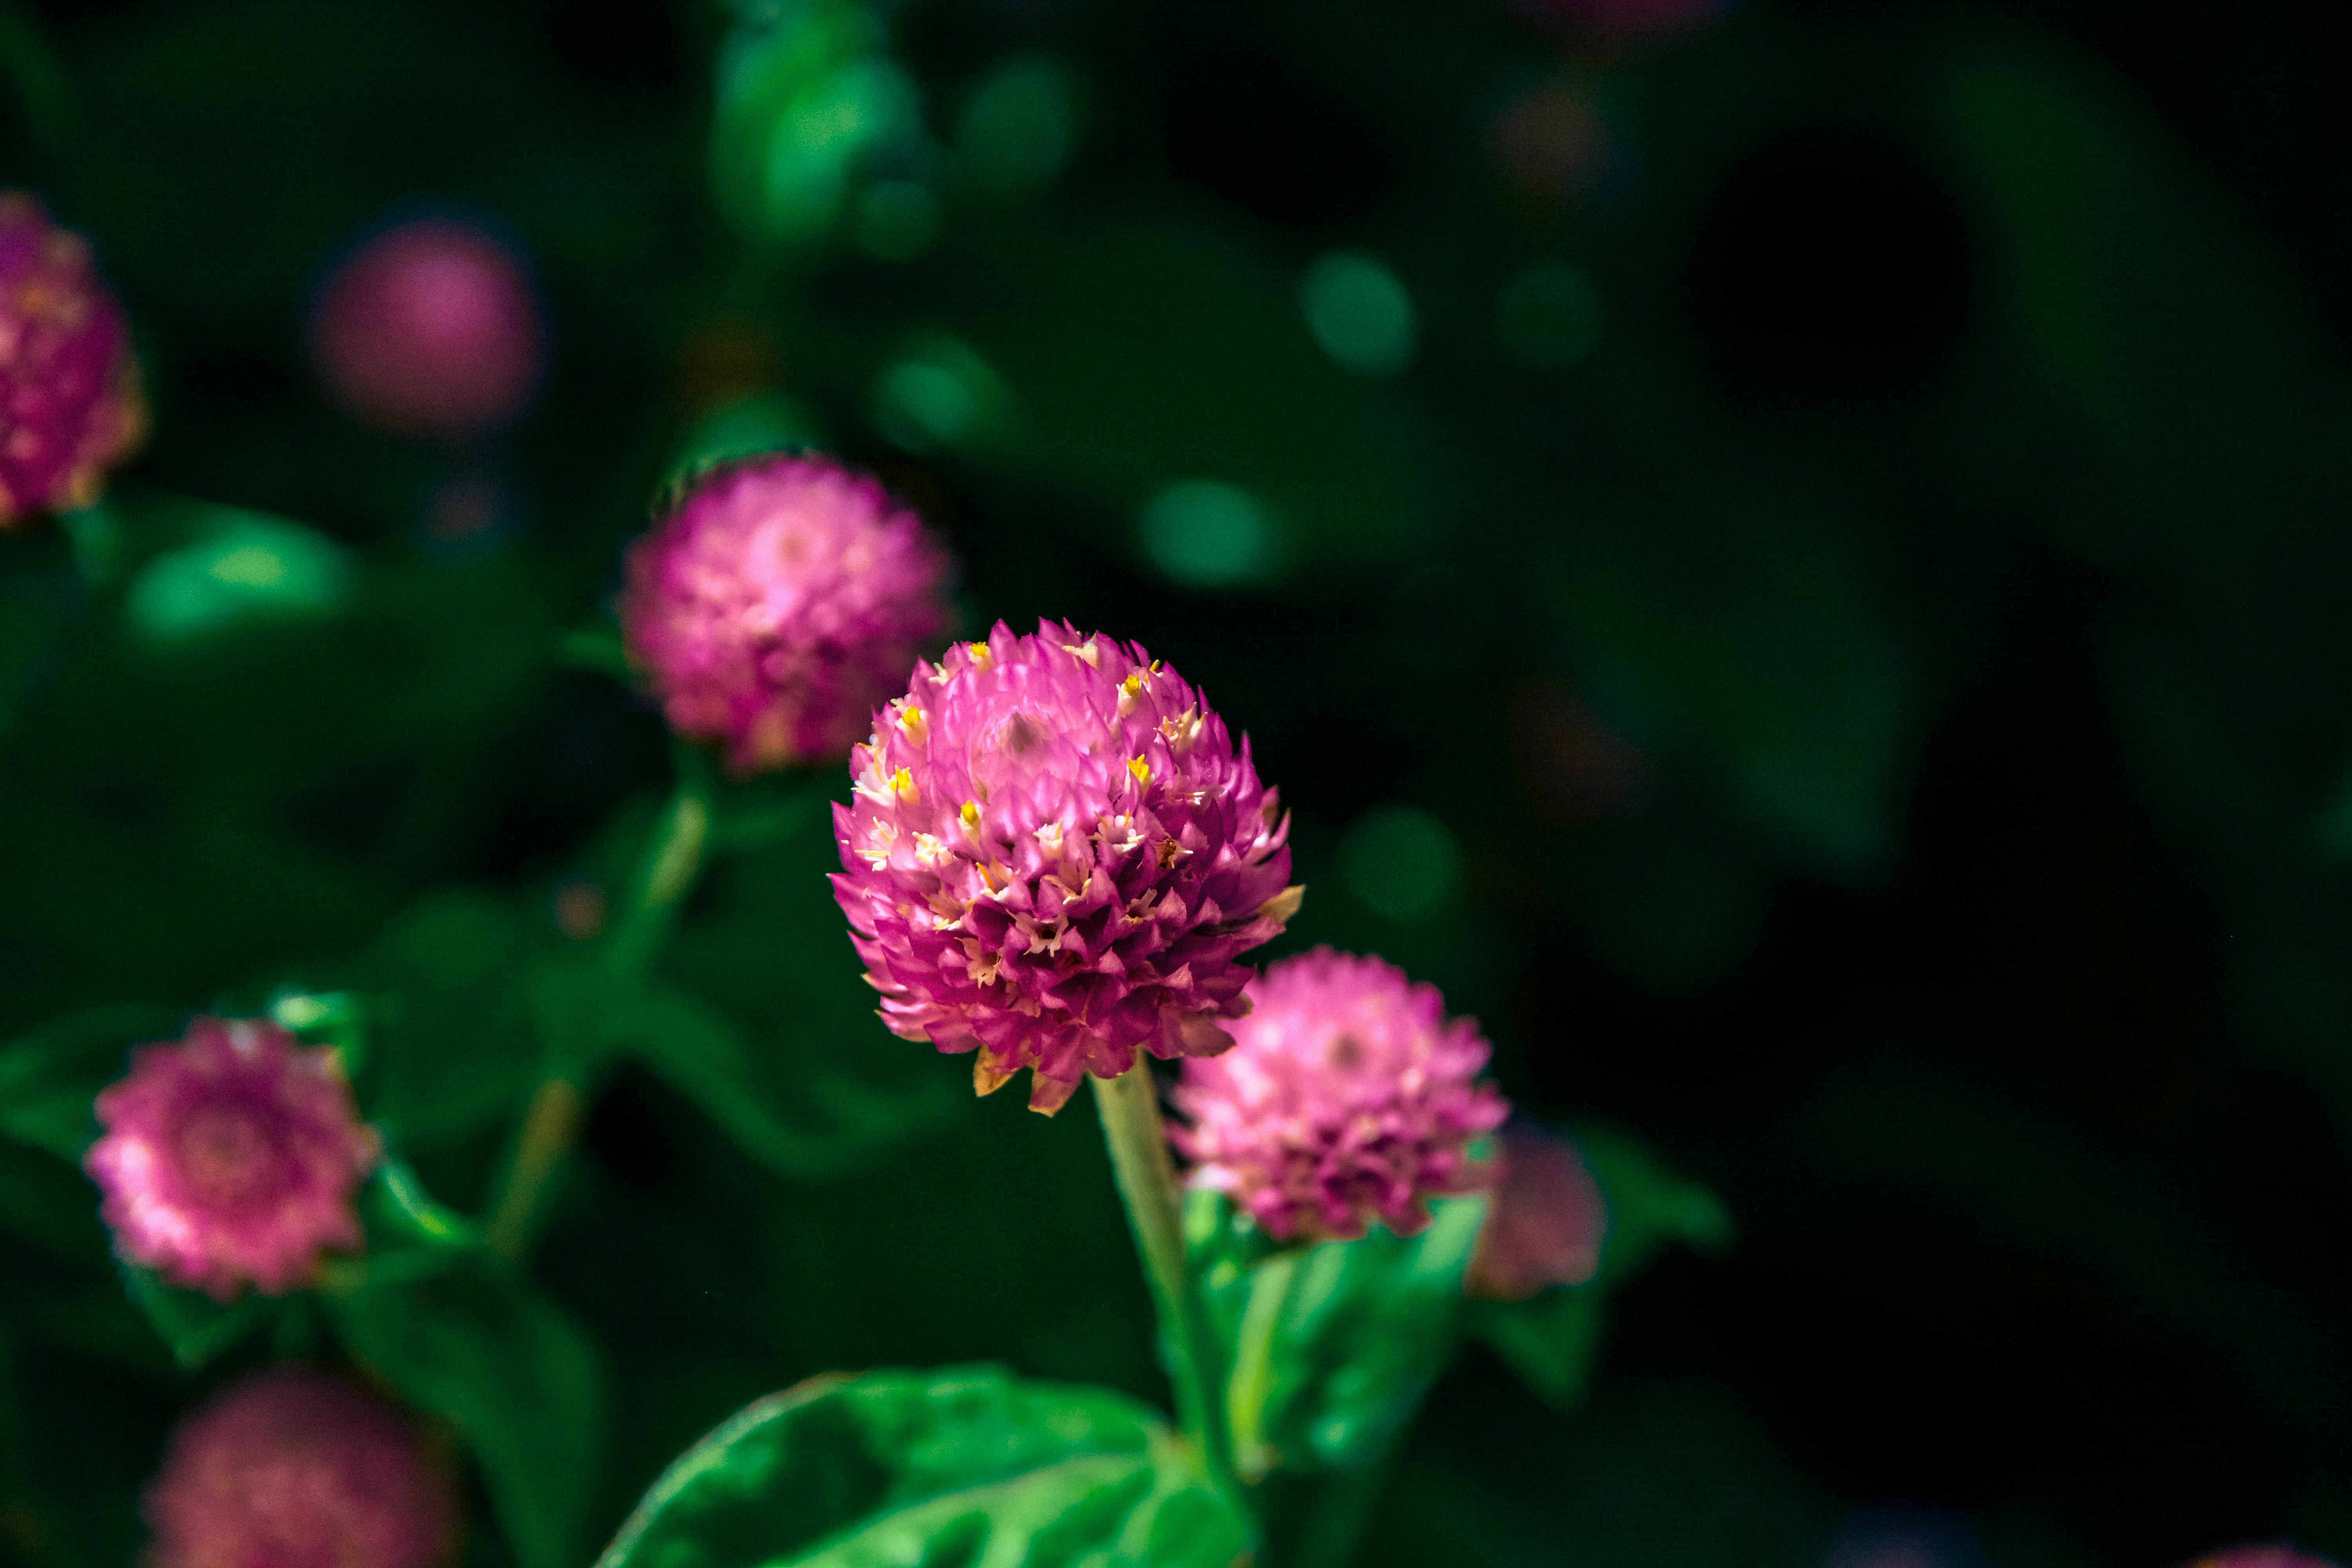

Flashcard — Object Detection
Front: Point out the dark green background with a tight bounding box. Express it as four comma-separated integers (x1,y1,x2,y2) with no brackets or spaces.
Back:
4,0,2352,1564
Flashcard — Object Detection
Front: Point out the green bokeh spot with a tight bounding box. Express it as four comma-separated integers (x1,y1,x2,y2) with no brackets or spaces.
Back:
1301,251,1416,377
1340,805,1462,920
1137,480,1279,588
125,512,354,645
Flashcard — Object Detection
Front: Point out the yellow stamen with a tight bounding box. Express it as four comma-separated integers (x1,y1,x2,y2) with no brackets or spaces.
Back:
961,800,983,833
1127,756,1151,787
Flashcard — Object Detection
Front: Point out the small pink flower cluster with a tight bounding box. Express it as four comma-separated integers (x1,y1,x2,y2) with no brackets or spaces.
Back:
144,1367,457,1568
0,191,144,525
832,620,1297,1113
85,1016,378,1299
624,454,952,774
1171,949,1506,1240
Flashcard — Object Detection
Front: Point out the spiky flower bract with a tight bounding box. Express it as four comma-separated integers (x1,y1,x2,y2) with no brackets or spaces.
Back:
1173,948,1507,1241
833,619,1298,1113
1465,1122,1605,1299
0,191,145,526
143,1367,457,1568
624,453,952,775
85,1017,378,1299
309,216,546,439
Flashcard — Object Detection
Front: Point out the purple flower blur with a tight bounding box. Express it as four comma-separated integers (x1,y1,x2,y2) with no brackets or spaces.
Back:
623,453,952,774
2189,1550,2342,1568
1172,948,1508,1241
309,217,545,439
1466,1122,1606,1299
143,1367,457,1568
833,620,1299,1113
0,191,145,526
85,1017,378,1299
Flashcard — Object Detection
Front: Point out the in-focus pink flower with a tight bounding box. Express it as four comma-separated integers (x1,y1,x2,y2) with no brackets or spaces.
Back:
1172,948,1508,1240
145,1367,457,1568
0,191,145,526
85,1017,378,1299
833,620,1299,1113
2188,1550,2342,1568
623,453,953,774
1466,1122,1605,1299
309,217,546,439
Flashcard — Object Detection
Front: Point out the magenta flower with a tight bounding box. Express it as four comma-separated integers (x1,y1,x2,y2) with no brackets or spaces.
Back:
1172,949,1508,1241
85,1017,379,1299
833,620,1298,1113
624,453,953,775
309,217,546,439
0,191,145,527
2189,1551,2341,1568
144,1367,457,1568
1465,1122,1605,1300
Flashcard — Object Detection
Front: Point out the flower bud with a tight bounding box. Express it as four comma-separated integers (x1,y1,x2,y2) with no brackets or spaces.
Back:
309,217,546,439
1465,1122,1604,1299
832,620,1299,1113
0,191,145,526
1172,948,1507,1240
144,1367,457,1568
85,1017,378,1299
624,453,951,774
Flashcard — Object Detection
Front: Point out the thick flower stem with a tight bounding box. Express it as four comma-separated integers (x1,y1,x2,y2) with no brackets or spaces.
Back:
489,762,712,1259
1092,1064,1237,1501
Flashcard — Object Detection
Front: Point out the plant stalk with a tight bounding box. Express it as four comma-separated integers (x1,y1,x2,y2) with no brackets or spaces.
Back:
489,765,712,1259
1092,1063,1237,1499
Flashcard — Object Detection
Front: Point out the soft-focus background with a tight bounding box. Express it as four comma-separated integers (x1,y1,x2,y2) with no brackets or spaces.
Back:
4,1,2352,1564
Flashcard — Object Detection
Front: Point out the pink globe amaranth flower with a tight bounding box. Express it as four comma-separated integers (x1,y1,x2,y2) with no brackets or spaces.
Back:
2189,1551,2342,1568
85,1017,379,1300
1172,949,1508,1241
833,619,1299,1114
1465,1122,1605,1299
144,1367,458,1568
623,453,952,774
309,217,546,439
0,191,145,527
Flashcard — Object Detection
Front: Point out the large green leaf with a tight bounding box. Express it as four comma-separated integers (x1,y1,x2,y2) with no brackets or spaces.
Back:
0,1004,174,1161
1472,1126,1731,1408
1192,1191,1486,1477
598,1365,1249,1568
328,1250,606,1568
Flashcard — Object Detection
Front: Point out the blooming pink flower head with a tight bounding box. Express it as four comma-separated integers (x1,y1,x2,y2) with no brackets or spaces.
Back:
309,217,546,439
833,619,1299,1114
0,191,145,526
623,453,953,774
2187,1551,2341,1568
1465,1122,1605,1299
85,1017,379,1300
1172,948,1508,1241
144,1366,457,1568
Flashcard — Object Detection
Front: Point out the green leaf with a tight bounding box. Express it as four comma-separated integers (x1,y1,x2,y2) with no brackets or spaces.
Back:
1472,1126,1730,1408
0,1004,173,1161
597,1365,1250,1568
1193,1191,1486,1476
328,1249,605,1568
121,1265,280,1372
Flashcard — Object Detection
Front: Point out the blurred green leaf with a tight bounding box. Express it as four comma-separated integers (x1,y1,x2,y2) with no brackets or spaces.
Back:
329,1249,605,1568
1472,1125,1730,1408
596,1364,1250,1568
0,1004,170,1161
1192,1191,1485,1476
122,1265,279,1371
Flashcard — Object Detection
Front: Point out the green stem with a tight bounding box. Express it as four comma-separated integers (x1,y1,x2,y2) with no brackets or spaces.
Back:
488,763,713,1259
1091,1064,1236,1498
1226,1250,1296,1484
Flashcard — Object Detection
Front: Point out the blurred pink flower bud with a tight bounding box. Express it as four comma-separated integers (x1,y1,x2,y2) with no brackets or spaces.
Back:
832,620,1299,1113
0,191,145,526
2187,1550,2341,1568
85,1017,378,1299
623,452,953,774
144,1367,457,1568
309,218,546,439
1172,949,1508,1241
1466,1122,1605,1299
